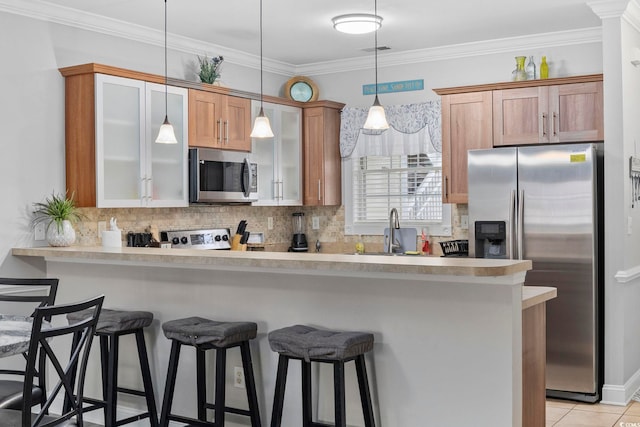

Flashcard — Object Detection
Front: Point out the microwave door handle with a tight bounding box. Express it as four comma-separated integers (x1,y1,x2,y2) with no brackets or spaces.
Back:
242,158,251,198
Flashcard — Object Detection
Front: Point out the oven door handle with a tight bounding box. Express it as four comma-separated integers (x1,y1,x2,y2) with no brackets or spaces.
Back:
242,158,252,198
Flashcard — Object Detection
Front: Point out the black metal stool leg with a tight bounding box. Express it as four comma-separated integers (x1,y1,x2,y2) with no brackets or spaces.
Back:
214,348,227,427
355,355,376,427
160,340,181,427
135,329,159,427
334,361,346,427
197,347,207,422
301,360,312,427
240,341,262,427
270,355,289,427
106,333,119,427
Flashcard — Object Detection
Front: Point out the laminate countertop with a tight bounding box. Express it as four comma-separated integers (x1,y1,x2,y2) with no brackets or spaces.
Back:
12,246,532,278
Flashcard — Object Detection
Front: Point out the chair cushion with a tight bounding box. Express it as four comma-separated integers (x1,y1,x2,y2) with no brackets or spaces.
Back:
0,380,43,409
268,325,374,362
67,308,153,333
162,317,257,347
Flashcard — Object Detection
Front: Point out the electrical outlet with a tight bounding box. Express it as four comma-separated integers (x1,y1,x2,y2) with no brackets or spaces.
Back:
34,223,46,241
267,217,273,230
234,366,245,389
98,221,107,241
312,216,320,230
461,215,469,230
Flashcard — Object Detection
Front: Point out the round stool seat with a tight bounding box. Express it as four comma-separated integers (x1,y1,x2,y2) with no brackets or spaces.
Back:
67,308,153,333
162,317,257,347
268,325,374,361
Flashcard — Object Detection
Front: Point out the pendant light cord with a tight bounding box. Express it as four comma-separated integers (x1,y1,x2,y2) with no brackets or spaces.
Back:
164,0,168,117
259,0,264,110
374,0,378,99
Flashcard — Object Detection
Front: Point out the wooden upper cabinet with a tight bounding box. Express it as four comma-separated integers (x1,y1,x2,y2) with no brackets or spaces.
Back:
441,91,493,204
493,81,603,146
188,89,251,151
303,102,343,206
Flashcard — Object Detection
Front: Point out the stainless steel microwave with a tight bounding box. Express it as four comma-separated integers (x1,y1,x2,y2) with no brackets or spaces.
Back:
189,148,258,203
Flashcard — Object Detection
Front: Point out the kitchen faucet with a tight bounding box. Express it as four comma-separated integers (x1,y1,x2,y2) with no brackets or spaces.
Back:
387,208,401,254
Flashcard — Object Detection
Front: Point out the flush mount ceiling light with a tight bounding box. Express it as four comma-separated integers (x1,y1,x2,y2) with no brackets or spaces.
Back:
332,13,382,35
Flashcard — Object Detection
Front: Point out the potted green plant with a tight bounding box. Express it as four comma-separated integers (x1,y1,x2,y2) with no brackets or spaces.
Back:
197,55,224,85
32,191,83,247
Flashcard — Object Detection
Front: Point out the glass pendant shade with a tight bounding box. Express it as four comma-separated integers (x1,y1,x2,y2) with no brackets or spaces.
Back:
250,108,274,138
363,96,389,130
155,116,178,144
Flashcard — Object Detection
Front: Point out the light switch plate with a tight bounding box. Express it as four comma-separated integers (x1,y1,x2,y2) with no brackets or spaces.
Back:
461,215,469,230
312,216,320,230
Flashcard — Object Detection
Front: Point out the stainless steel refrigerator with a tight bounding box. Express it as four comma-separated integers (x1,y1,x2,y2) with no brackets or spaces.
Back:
468,142,603,403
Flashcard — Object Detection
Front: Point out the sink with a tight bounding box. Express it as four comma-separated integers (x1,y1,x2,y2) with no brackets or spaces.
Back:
354,251,406,256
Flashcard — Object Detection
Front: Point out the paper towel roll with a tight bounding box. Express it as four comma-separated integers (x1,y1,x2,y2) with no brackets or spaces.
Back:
102,230,122,248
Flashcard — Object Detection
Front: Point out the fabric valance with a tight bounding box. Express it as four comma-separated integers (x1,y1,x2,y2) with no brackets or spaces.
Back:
339,101,441,158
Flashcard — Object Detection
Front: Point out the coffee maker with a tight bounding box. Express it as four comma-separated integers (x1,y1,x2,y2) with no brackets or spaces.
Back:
289,212,308,252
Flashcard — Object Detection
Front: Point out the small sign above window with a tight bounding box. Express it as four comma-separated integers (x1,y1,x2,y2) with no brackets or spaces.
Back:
363,79,424,95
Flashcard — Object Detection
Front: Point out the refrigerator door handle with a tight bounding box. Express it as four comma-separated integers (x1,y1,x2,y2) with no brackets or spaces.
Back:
509,189,516,260
518,189,524,260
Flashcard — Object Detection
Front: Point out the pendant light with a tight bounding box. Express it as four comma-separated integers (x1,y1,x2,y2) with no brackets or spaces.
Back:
250,0,274,138
363,0,389,131
155,0,178,144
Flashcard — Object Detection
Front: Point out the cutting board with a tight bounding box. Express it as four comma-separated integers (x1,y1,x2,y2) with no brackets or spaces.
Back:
383,227,417,253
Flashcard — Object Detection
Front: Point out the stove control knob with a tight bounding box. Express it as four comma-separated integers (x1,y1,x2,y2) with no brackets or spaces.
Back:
222,234,229,241
180,236,188,244
172,237,180,245
214,235,222,242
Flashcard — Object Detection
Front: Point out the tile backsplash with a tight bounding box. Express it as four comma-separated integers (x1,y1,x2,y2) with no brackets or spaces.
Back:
75,204,469,255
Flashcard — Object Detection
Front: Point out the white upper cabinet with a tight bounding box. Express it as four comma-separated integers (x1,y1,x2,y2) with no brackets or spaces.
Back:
95,74,188,208
251,101,302,206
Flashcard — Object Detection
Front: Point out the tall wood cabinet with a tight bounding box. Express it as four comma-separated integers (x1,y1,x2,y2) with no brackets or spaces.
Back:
303,101,344,206
440,91,493,204
188,89,251,151
435,74,603,204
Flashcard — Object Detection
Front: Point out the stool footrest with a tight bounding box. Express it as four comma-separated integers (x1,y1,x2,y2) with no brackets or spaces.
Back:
202,403,253,417
115,412,151,426
310,423,333,427
116,386,145,397
166,414,215,427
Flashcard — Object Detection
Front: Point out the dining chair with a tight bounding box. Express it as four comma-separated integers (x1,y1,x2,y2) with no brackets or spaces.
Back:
0,278,59,410
0,294,104,427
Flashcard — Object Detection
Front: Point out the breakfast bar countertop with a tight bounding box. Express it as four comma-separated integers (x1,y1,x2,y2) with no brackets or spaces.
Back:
12,246,531,278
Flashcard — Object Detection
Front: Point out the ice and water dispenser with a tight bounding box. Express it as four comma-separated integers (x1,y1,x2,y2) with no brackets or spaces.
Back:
474,221,507,259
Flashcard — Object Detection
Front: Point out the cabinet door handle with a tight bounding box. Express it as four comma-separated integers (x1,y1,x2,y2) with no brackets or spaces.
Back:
542,113,548,137
552,112,558,137
217,119,222,144
224,120,229,145
444,176,449,200
317,180,322,201
279,181,284,200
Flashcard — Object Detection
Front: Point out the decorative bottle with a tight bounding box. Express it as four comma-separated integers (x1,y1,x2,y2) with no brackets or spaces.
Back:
511,56,527,81
525,56,536,80
540,56,549,79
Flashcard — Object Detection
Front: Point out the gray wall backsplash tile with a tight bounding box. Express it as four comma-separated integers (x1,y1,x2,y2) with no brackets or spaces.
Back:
75,204,469,255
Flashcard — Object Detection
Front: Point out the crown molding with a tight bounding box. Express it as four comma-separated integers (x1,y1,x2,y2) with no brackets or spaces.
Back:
588,0,632,19
0,0,602,78
296,27,602,76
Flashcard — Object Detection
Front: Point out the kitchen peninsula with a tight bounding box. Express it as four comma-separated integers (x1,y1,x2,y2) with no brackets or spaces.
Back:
13,247,550,427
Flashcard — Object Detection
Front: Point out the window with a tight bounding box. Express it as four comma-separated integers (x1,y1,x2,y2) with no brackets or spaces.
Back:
344,151,451,236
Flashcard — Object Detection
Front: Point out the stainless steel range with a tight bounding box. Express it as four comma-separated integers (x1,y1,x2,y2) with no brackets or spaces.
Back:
161,228,231,250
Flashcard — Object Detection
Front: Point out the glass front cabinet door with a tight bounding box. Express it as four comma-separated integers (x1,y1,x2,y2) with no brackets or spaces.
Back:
95,74,188,208
251,101,302,206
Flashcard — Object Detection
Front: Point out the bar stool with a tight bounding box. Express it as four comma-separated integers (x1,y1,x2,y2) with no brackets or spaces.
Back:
268,325,376,427
159,316,262,427
67,308,159,427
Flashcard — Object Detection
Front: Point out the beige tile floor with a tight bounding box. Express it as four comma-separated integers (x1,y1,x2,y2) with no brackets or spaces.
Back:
547,398,640,426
